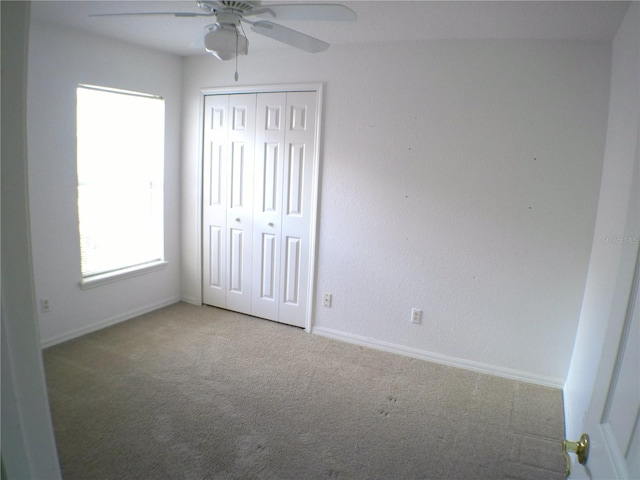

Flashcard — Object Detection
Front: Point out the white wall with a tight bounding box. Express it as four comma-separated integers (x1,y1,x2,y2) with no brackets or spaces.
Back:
564,2,639,441
182,39,611,386
27,21,183,346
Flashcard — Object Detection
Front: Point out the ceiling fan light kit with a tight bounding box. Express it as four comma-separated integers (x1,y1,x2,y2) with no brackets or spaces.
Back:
204,24,248,61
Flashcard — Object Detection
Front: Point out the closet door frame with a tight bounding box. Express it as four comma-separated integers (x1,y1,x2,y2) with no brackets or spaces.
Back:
197,83,323,332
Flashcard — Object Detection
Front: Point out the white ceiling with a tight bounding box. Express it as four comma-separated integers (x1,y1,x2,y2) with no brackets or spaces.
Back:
30,1,630,57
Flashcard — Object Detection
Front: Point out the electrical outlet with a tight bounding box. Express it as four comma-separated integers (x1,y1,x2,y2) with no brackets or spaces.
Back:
41,298,51,313
410,308,422,324
322,292,332,308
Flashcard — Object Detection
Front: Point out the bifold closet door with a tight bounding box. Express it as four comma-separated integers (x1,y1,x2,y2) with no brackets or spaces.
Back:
252,92,317,327
202,93,256,315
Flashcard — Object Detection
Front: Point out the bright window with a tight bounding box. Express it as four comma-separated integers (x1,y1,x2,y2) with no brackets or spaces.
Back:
76,85,165,280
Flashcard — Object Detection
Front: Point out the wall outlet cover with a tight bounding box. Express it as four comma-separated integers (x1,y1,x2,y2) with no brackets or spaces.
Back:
41,298,51,313
322,292,332,307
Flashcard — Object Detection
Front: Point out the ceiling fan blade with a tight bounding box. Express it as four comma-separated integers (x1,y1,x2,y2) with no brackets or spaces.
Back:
251,3,356,21
250,20,329,53
90,12,215,18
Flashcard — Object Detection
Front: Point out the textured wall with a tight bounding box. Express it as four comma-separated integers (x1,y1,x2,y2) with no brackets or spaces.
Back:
182,39,610,385
27,21,183,345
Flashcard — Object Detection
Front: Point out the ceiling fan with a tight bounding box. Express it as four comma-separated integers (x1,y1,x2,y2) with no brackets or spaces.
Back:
91,1,357,61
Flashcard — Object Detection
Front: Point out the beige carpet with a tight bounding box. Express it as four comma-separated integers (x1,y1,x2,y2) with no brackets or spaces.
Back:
43,302,566,479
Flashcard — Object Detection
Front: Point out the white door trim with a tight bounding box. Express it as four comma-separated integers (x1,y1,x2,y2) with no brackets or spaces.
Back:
197,83,323,332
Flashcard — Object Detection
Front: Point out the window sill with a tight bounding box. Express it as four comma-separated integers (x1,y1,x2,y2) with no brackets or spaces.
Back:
79,260,168,290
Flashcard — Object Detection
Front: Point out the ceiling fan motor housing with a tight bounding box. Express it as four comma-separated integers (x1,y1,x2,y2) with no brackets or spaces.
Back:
198,1,255,15
216,12,242,26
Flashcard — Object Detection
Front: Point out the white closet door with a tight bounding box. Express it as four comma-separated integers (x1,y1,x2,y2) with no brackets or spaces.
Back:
202,95,229,306
252,93,287,321
278,91,317,327
225,94,256,315
202,89,318,328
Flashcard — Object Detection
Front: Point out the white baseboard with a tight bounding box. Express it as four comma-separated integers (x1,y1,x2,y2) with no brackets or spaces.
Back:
312,326,564,389
40,296,182,348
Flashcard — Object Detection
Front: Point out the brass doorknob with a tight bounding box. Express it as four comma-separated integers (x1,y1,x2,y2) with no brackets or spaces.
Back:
563,433,590,477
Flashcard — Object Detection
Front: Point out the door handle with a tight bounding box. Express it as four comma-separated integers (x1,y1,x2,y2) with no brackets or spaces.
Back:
563,433,589,477
268,222,274,227
235,218,240,222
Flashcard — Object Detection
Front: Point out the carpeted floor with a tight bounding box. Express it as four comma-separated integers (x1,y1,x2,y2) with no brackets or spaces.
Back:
43,302,567,479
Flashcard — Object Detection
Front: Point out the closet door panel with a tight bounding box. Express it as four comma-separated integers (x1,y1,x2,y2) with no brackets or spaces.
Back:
202,95,229,306
225,94,256,315
252,93,286,321
279,91,317,327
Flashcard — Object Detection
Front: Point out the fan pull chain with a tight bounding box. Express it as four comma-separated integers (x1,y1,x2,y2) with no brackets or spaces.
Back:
234,28,239,82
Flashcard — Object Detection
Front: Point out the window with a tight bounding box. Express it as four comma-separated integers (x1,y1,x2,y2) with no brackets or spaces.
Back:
76,85,165,287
